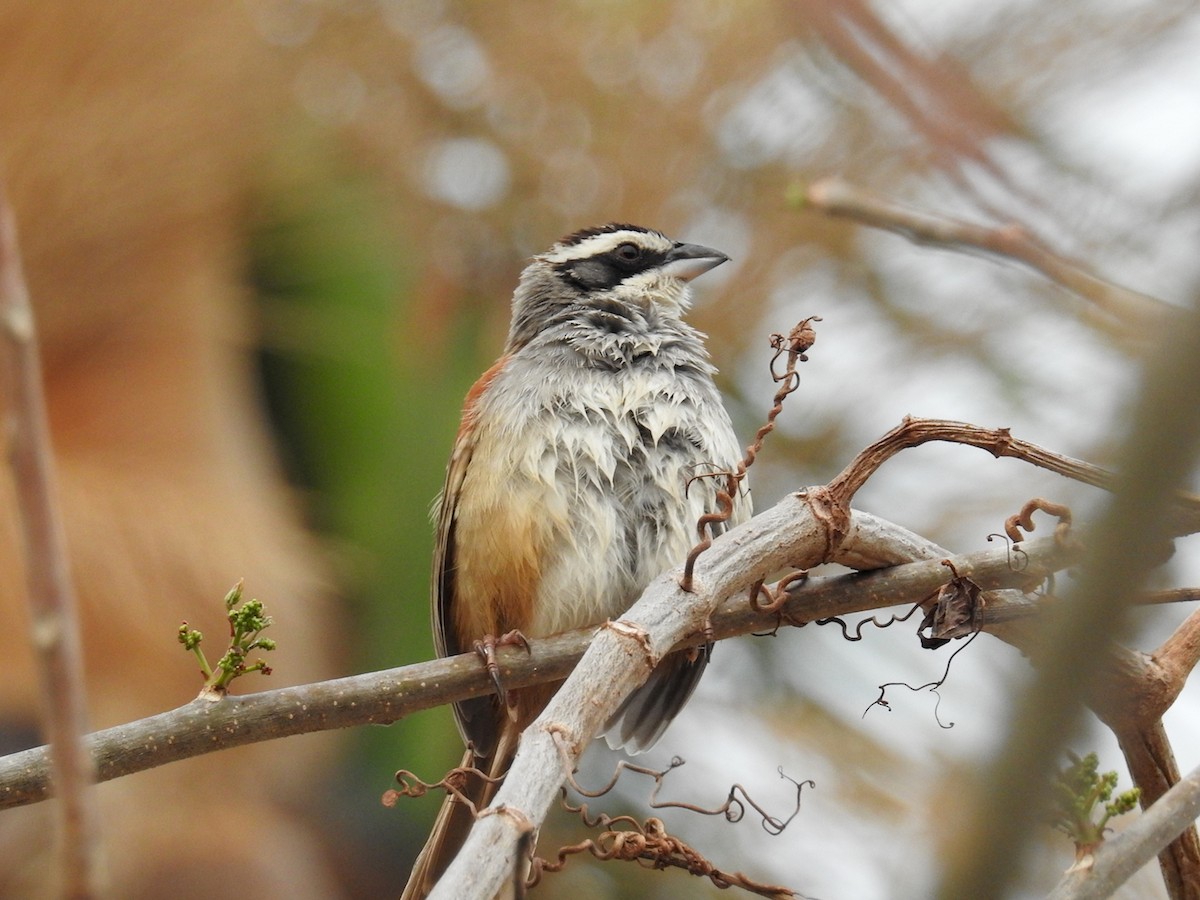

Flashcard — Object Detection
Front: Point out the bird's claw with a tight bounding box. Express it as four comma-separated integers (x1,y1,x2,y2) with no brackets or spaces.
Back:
472,629,531,709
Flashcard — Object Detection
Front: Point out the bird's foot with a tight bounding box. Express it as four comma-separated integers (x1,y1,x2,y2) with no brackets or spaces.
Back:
472,630,531,713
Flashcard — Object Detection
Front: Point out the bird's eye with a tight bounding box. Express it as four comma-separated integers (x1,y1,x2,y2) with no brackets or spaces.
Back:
615,242,641,262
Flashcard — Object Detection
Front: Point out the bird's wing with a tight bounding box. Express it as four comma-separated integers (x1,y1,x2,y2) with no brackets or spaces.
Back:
431,354,511,754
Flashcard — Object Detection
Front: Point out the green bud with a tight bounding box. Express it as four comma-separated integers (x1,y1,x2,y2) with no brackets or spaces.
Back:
223,580,245,610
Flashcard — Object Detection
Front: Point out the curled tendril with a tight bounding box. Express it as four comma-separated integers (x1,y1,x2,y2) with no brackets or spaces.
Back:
551,733,811,836
681,318,820,592
531,736,811,897
813,601,924,642
862,630,981,728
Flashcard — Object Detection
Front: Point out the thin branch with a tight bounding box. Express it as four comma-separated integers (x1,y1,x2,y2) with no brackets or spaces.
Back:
825,416,1200,537
1135,588,1200,606
802,176,1170,330
1156,606,1200,679
0,188,100,896
0,517,1076,812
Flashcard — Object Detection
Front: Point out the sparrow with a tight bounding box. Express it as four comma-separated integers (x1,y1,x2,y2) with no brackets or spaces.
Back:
402,223,751,898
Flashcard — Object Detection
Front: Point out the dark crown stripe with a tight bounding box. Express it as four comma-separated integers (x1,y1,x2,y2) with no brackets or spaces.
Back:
557,222,659,247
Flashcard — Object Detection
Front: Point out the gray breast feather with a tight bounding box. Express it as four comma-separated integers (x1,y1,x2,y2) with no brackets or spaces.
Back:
473,330,749,636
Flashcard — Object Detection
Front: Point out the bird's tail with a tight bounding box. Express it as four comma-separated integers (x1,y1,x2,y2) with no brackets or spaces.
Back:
400,726,519,899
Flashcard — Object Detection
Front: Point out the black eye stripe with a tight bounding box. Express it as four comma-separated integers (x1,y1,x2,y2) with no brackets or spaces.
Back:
557,258,616,290
555,243,670,291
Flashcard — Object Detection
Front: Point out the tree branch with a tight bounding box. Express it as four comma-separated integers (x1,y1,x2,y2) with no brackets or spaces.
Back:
0,187,100,896
0,511,1076,813
1089,612,1200,894
826,417,1200,537
801,176,1170,334
426,499,1078,900
935,280,1200,900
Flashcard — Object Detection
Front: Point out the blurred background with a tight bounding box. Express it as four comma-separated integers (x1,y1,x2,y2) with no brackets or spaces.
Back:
0,0,1197,897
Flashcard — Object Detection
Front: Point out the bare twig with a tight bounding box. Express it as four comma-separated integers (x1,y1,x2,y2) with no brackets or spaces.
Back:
802,176,1170,330
0,189,100,896
834,512,1200,897
1137,588,1200,606
825,416,1200,536
1156,606,1200,680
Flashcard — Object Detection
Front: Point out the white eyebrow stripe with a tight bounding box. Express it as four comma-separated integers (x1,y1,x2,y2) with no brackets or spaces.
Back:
540,229,674,264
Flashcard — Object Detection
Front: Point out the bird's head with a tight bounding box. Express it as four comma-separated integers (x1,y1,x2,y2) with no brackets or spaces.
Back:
507,223,728,351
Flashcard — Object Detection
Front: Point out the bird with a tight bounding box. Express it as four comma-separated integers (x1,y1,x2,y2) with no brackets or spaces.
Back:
401,223,751,898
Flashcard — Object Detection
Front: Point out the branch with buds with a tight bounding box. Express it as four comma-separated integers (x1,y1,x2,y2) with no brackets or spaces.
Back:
178,581,277,699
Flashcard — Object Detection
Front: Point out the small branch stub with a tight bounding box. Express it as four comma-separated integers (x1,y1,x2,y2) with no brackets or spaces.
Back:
605,619,655,671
